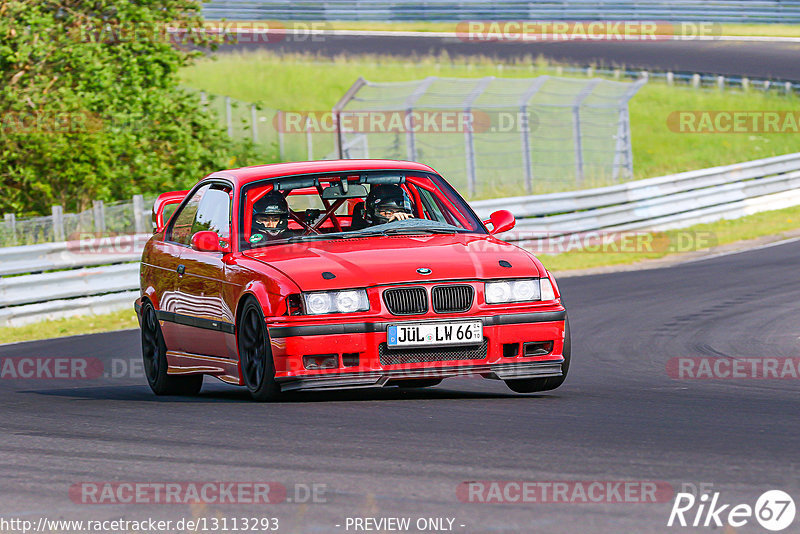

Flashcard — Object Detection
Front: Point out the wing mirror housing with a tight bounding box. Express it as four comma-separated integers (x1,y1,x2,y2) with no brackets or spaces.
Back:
191,231,230,253
484,210,516,235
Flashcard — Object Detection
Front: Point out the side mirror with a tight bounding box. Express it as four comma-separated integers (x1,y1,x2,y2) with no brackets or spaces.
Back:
484,210,516,235
191,231,229,253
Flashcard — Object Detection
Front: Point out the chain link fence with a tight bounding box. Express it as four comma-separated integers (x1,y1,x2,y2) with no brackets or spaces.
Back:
1,196,153,247
330,75,645,198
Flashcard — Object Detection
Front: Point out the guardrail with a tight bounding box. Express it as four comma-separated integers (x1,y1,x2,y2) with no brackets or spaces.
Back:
202,0,800,23
1,152,799,326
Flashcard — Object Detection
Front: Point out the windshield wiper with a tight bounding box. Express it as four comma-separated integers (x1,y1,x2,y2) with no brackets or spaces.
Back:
379,227,461,235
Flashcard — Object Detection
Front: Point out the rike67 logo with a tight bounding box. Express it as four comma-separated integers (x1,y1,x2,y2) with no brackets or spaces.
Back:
668,490,796,531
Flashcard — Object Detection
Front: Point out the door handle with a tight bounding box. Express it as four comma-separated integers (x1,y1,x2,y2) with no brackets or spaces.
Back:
177,264,185,275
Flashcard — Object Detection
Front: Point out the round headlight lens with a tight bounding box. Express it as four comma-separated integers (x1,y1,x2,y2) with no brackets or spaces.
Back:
336,291,361,313
512,280,537,301
486,281,512,304
306,293,332,315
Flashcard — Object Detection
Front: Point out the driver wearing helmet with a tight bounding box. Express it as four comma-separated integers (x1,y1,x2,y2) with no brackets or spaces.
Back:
352,184,414,230
249,191,291,244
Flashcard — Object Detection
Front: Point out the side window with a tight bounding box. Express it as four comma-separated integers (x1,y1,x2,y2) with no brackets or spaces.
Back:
169,185,209,246
192,185,232,239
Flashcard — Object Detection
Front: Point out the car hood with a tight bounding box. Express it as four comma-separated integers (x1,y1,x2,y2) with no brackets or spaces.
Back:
243,234,544,291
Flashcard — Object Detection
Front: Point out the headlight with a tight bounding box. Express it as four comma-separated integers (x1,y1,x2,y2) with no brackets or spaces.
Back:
303,289,369,315
485,278,555,304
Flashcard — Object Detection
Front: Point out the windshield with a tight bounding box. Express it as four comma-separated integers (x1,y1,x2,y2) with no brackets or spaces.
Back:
239,171,487,250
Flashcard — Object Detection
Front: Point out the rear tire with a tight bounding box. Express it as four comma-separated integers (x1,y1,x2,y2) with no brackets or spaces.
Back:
238,299,281,402
505,315,571,394
140,301,203,396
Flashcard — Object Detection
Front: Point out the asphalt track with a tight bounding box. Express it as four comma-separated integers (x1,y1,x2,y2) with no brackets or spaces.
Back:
221,34,800,81
2,238,798,532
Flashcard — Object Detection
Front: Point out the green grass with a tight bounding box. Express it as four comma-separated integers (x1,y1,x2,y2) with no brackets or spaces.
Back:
181,51,800,184
541,203,800,272
0,309,139,345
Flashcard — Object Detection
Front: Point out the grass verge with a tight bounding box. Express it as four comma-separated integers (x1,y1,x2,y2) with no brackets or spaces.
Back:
541,203,800,272
0,309,139,345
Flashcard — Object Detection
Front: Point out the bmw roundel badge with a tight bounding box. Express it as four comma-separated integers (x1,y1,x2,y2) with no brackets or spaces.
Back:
417,267,432,275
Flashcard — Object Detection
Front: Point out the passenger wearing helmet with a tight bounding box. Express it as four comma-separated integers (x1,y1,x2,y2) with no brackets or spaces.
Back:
352,184,414,230
249,191,291,244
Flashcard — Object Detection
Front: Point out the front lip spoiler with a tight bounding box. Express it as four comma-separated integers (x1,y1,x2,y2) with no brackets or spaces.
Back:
269,309,566,338
277,358,564,392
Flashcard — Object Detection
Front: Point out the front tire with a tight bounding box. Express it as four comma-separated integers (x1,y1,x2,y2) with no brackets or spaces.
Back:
238,299,280,401
140,301,203,396
505,315,571,394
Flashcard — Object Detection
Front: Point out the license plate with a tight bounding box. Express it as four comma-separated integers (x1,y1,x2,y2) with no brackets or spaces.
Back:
387,321,483,348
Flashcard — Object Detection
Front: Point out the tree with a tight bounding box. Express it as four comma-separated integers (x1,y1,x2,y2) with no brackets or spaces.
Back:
0,0,249,215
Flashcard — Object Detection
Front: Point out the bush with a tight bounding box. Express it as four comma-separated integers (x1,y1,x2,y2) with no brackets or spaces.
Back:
0,0,262,215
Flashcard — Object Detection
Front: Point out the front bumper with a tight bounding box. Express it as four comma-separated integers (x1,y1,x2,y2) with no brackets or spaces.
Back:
268,308,567,392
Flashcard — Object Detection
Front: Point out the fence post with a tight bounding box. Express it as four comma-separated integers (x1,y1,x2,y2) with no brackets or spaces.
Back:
305,116,313,161
571,79,601,187
785,81,792,95
93,200,106,233
225,96,233,137
250,105,258,143
462,77,494,197
277,110,285,160
402,77,437,161
742,77,749,91
133,195,145,234
692,74,700,88
717,76,725,91
519,76,549,195
52,205,64,242
4,213,16,244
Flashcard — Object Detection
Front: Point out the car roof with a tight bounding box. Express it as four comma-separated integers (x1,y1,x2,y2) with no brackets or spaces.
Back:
206,159,438,187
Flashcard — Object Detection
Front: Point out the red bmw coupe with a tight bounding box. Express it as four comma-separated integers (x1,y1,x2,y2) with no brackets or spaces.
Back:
135,160,570,400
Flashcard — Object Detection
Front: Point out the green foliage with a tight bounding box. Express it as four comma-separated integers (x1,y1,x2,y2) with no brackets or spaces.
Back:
0,0,266,216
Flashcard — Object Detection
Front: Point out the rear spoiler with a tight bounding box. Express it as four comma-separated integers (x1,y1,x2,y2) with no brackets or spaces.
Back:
152,190,188,233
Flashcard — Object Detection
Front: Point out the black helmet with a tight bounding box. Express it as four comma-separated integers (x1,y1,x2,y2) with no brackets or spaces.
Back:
365,184,413,225
252,191,289,238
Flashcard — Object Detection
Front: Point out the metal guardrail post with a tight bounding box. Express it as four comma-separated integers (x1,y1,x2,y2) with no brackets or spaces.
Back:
51,205,64,242
93,200,106,233
133,195,145,234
